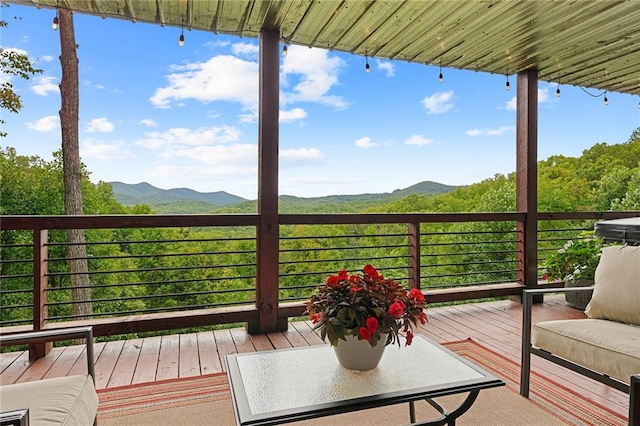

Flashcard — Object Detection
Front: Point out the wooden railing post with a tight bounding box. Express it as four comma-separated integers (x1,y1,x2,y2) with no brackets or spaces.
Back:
516,70,539,293
408,222,421,290
249,28,285,334
31,229,51,360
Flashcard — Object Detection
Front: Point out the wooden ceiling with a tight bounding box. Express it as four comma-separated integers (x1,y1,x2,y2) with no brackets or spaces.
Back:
8,0,640,95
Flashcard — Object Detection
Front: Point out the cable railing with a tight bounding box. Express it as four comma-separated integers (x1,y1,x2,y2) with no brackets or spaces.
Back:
0,211,637,340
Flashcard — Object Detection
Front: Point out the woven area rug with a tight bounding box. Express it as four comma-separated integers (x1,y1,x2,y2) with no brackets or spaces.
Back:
97,339,627,425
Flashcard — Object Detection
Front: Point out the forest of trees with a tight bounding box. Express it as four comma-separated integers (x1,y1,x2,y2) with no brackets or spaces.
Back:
1,130,639,330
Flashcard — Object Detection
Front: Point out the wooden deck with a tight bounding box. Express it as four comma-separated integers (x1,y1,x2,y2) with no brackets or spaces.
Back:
0,295,629,418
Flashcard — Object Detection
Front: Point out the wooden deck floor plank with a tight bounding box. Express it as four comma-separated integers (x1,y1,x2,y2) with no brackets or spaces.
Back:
213,329,236,372
107,338,143,388
280,323,311,348
68,341,104,378
0,352,29,385
0,351,23,375
132,335,161,384
178,333,201,378
94,340,125,389
197,331,223,375
15,347,63,383
43,345,84,380
248,333,276,352
155,335,180,382
290,321,325,346
230,328,258,354
266,331,294,350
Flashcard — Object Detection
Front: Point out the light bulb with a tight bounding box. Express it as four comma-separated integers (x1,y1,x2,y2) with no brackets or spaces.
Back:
439,72,443,83
52,16,59,30
179,34,184,47
556,87,561,98
604,93,608,106
506,80,510,91
365,58,370,74
282,44,288,57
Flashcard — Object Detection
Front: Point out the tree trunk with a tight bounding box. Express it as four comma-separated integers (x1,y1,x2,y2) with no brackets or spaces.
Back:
58,9,92,319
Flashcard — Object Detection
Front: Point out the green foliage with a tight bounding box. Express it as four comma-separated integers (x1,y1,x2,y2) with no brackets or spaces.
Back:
0,8,43,137
543,235,603,282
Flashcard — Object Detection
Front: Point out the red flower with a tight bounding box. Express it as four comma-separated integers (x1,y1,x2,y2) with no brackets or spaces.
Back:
406,330,414,346
326,275,340,285
409,288,425,302
359,327,371,341
419,311,428,325
363,264,379,279
349,285,362,292
388,302,404,317
337,269,348,280
311,313,322,324
366,317,378,333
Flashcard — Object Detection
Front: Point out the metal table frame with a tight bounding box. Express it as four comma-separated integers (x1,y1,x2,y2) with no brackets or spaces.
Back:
226,335,504,426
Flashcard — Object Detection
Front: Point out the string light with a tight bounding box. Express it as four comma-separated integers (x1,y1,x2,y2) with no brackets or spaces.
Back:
365,55,370,74
282,43,288,57
52,1,59,30
178,19,185,47
556,83,561,98
603,92,608,106
439,64,443,83
505,75,510,91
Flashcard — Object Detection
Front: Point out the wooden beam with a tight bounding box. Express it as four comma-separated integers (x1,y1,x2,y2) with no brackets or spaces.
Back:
252,28,284,334
516,70,539,288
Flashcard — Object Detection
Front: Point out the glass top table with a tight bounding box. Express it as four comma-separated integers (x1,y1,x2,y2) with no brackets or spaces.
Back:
225,334,504,425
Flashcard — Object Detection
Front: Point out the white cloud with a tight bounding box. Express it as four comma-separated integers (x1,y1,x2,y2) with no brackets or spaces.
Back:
466,126,515,136
405,135,434,146
85,117,115,133
376,60,395,77
422,91,454,114
84,80,106,90
280,147,323,167
506,88,551,110
26,115,59,132
135,126,242,150
231,42,259,58
31,76,59,96
280,108,307,123
168,144,257,167
41,55,54,62
149,55,259,110
355,136,378,148
139,119,157,128
82,139,134,160
281,45,347,109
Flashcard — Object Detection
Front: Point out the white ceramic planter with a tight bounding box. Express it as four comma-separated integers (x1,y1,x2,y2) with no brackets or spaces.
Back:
333,334,387,371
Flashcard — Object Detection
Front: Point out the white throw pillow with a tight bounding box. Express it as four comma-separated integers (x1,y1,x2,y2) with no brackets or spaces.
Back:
585,245,640,325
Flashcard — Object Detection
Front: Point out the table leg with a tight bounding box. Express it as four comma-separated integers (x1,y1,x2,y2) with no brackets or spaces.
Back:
408,390,480,426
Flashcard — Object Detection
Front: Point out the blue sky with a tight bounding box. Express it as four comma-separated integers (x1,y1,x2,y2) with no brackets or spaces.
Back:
2,4,639,200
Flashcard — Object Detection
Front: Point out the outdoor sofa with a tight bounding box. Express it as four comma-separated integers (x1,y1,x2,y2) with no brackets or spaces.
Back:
0,326,98,426
520,244,640,426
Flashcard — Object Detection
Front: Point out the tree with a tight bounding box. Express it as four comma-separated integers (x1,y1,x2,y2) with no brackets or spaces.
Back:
58,9,92,319
0,6,43,137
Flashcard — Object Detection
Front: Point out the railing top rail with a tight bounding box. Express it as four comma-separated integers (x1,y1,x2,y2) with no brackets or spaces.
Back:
279,212,525,225
0,214,260,230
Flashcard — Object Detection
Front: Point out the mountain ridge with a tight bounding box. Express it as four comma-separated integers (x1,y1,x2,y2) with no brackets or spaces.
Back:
109,180,458,210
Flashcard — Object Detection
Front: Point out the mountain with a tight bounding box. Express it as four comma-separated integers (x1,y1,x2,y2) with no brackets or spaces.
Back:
109,180,457,214
109,182,247,207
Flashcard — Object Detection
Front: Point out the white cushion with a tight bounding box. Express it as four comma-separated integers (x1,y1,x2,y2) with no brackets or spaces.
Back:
533,319,640,383
0,374,98,425
584,245,640,325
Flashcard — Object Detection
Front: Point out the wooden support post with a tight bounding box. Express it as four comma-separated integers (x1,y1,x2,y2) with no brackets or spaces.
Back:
408,222,421,290
249,29,285,334
31,229,51,360
515,70,539,292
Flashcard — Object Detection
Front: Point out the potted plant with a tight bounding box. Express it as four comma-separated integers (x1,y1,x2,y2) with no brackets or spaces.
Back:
304,264,427,370
543,234,603,309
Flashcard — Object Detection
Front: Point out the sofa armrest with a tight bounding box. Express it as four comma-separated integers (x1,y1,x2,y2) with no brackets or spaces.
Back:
0,326,95,380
